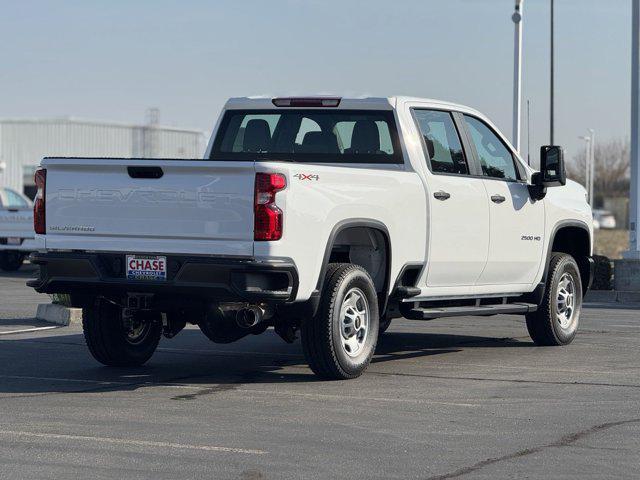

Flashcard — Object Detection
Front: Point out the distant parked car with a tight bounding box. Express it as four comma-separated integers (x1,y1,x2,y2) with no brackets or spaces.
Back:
0,187,35,271
592,209,617,230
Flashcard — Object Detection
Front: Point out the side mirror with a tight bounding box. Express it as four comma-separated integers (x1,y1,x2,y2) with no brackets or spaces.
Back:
529,172,546,200
539,145,566,187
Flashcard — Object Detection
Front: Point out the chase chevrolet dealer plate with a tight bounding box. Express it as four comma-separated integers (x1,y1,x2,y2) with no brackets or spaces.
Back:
126,255,167,281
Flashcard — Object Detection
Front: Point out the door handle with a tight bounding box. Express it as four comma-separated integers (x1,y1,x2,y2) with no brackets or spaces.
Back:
491,194,506,204
433,191,451,201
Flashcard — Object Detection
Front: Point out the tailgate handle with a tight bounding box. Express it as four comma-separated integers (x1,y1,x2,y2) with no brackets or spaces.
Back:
127,166,164,179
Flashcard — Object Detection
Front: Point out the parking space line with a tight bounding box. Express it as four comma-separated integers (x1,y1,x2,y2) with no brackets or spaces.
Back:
0,429,266,455
0,326,59,336
231,388,480,407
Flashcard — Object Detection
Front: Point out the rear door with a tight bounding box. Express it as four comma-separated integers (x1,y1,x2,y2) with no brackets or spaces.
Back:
42,159,256,256
462,115,544,286
412,109,490,287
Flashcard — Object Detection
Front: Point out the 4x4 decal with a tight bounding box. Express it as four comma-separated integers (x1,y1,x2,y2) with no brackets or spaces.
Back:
294,173,319,181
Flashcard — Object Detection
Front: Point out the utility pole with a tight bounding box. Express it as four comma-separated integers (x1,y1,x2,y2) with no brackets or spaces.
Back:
144,107,160,158
512,0,524,153
550,0,555,145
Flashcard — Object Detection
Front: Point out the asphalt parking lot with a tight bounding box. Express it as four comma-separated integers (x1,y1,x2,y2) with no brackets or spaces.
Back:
0,265,638,479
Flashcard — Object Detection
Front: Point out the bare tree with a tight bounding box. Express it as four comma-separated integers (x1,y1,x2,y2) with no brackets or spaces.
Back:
566,138,630,199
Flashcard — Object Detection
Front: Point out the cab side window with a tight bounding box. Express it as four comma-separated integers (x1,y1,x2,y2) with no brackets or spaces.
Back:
413,110,469,175
464,115,519,181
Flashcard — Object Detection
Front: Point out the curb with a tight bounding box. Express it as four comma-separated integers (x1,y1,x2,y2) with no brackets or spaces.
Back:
585,290,640,304
36,303,83,326
617,291,640,304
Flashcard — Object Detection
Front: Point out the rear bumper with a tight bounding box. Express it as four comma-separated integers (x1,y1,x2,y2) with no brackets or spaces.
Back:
28,251,298,303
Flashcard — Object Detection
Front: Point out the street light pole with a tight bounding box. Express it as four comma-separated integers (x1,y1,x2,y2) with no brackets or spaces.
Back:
626,0,640,259
512,0,524,153
550,0,555,145
589,128,596,208
579,135,591,200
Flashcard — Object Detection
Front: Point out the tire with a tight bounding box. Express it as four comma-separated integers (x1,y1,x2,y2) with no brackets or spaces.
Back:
526,252,582,346
0,251,25,271
301,263,379,380
82,299,162,367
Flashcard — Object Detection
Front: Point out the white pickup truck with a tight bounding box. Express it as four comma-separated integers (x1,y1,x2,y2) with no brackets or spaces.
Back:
29,96,593,379
0,187,36,271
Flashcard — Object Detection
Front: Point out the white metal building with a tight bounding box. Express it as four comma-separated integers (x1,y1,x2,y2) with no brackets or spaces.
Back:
0,117,206,195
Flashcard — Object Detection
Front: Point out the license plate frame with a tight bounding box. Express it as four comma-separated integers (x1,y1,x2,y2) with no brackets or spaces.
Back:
126,255,167,282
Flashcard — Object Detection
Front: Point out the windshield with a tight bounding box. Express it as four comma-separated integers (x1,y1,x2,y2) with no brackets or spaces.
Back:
211,109,403,164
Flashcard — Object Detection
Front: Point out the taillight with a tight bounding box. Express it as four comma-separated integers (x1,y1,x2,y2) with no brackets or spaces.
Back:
254,172,286,241
34,168,46,234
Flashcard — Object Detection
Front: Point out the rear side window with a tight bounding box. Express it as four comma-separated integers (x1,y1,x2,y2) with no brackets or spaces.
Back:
211,110,402,164
413,110,468,175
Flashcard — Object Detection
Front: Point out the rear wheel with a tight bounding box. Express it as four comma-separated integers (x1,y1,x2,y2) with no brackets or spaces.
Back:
82,299,162,366
301,263,379,380
0,251,25,271
526,253,582,346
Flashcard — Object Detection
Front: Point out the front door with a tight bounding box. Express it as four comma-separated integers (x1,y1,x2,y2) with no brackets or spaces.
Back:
462,115,544,286
413,109,490,287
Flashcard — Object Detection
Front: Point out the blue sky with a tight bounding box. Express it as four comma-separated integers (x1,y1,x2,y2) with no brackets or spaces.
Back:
0,0,631,162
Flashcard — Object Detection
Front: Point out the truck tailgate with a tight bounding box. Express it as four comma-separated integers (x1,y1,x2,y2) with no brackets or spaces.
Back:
41,158,255,256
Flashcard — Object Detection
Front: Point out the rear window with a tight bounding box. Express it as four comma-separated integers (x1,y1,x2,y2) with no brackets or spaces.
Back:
211,109,403,164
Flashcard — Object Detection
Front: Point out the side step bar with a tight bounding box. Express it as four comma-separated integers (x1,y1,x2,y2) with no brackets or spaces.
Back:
402,302,537,320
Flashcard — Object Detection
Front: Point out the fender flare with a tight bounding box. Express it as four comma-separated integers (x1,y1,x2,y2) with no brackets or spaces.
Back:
314,218,392,315
526,219,592,304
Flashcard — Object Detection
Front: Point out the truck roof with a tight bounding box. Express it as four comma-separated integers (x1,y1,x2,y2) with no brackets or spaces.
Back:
224,95,482,116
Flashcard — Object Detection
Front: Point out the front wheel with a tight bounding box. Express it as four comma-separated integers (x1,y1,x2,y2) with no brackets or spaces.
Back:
82,299,162,366
526,253,582,346
0,251,25,271
301,263,379,380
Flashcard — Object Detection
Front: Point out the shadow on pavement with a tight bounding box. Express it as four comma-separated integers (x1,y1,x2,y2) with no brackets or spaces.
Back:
373,330,529,364
0,263,38,279
0,326,533,396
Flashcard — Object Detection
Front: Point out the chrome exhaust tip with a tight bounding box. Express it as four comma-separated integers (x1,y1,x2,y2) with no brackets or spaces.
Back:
236,306,263,329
